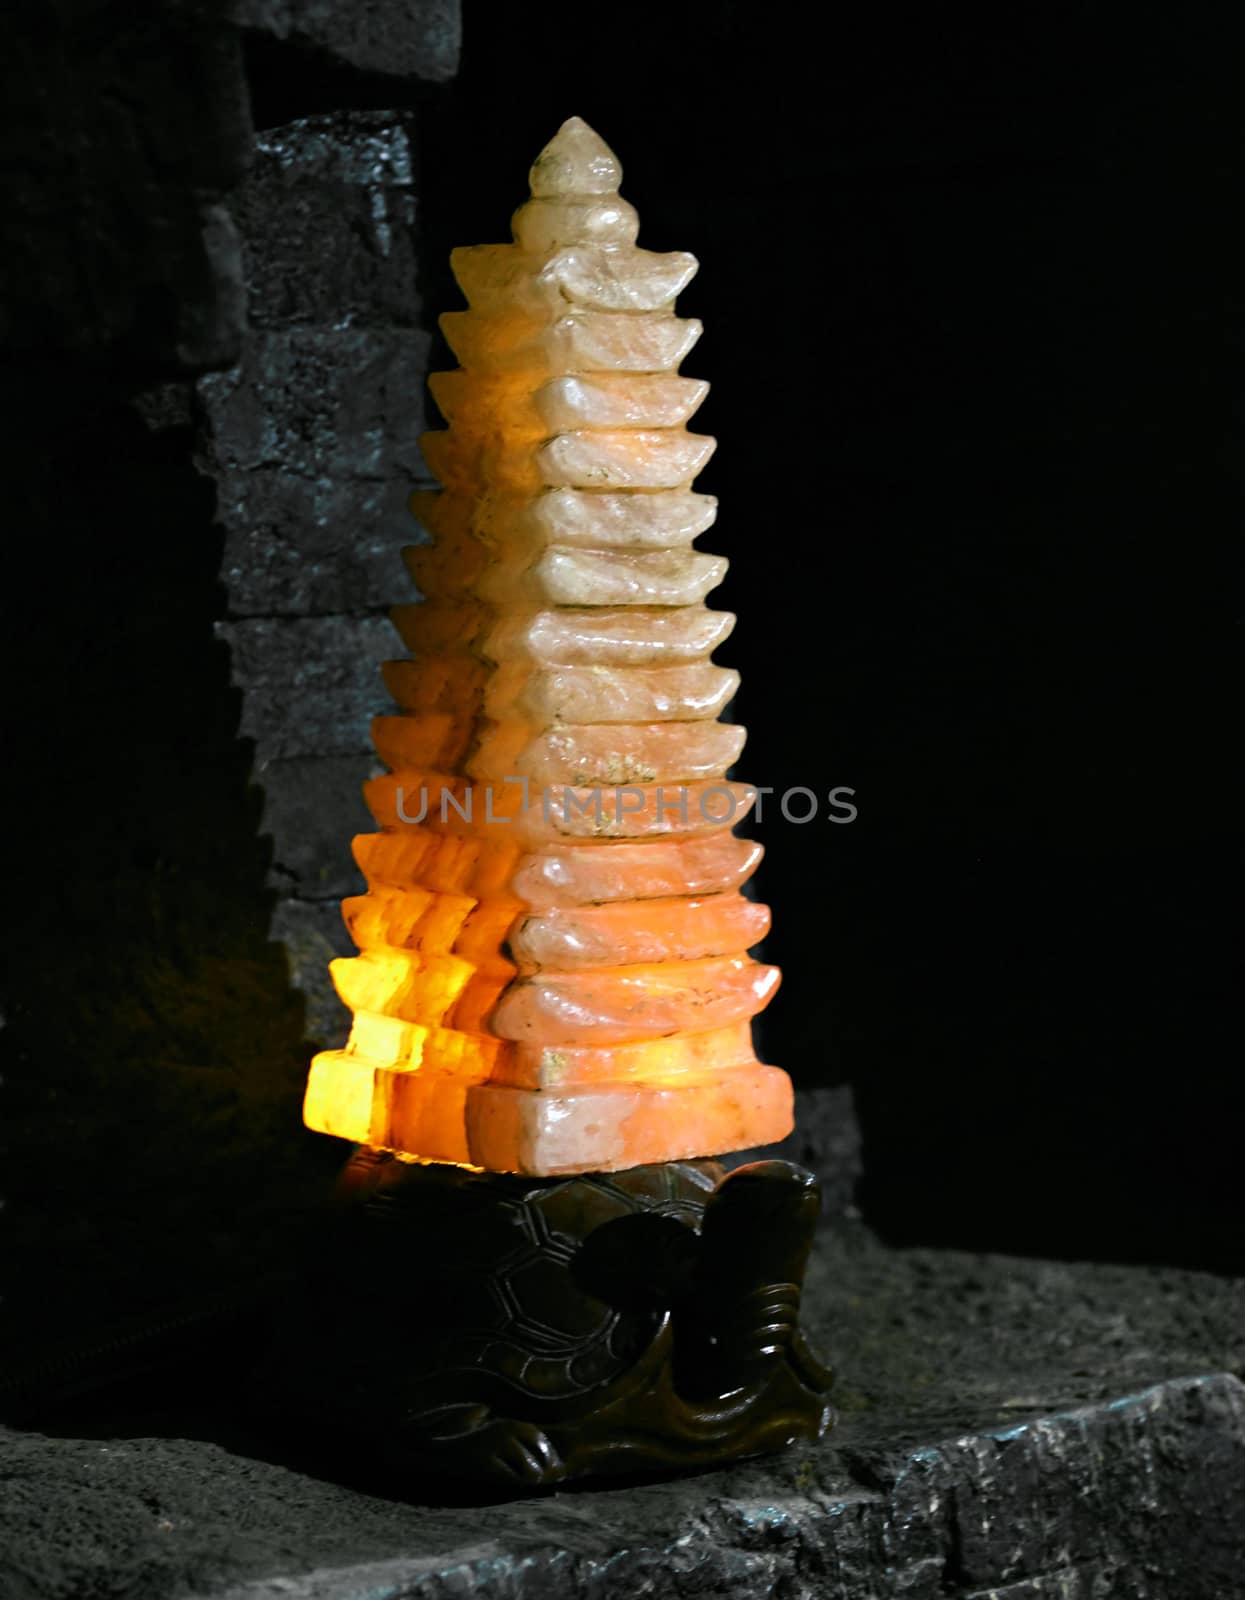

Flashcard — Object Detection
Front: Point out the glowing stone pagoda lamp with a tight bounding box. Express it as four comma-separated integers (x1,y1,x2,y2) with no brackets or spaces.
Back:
291,119,833,1488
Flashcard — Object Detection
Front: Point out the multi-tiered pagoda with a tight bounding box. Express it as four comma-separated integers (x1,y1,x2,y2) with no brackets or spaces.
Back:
304,118,792,1174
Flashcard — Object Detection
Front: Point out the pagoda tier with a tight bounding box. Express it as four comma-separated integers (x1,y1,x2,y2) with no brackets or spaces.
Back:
304,118,792,1175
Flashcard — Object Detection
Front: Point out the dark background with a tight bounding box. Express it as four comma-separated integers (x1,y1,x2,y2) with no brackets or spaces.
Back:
414,7,1241,1275
298,6,1245,1272
0,0,1240,1380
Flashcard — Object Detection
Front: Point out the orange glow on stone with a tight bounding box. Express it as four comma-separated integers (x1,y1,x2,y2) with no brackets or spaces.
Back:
304,117,794,1174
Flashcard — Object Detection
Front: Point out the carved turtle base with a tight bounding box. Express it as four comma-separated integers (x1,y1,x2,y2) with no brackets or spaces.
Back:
262,1151,833,1490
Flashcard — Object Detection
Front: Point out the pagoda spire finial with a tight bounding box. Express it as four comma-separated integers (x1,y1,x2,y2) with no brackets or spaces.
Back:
529,116,622,198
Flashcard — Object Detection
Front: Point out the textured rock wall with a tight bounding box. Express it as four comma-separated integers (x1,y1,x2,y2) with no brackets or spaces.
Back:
0,0,249,370
238,0,459,84
0,0,461,1370
0,0,262,1366
194,110,438,1044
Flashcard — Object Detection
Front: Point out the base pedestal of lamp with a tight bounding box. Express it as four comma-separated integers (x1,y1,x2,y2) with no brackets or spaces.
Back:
263,1150,833,1490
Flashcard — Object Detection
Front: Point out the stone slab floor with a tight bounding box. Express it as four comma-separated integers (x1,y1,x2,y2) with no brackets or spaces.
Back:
2,1222,1243,1600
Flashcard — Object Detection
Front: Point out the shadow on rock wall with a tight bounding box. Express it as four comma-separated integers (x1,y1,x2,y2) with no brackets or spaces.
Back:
0,0,460,1386
0,385,341,1374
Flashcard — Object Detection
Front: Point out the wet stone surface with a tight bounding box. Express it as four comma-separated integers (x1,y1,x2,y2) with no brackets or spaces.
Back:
2,1223,1242,1600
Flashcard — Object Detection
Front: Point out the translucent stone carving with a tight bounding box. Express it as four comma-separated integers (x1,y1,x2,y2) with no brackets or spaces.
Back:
304,118,793,1174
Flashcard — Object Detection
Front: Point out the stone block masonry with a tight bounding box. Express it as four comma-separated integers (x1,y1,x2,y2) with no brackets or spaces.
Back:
195,111,441,1046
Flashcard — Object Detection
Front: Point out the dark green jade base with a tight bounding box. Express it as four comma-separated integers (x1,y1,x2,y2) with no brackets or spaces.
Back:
261,1150,833,1489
